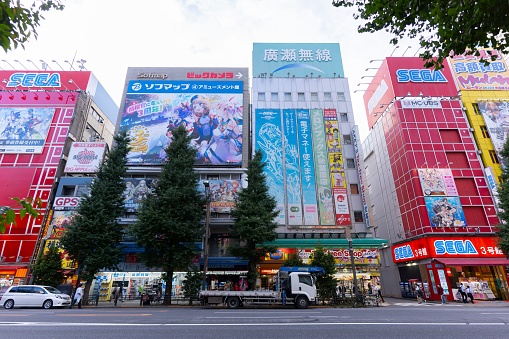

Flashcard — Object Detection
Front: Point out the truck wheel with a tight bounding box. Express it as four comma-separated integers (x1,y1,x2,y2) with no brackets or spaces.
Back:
296,296,309,309
226,297,240,309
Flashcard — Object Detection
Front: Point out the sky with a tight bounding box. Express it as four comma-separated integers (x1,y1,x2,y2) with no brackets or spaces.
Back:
2,0,421,141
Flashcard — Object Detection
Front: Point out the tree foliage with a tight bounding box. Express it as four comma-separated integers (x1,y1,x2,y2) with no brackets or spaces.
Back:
310,246,337,304
496,137,509,256
0,0,65,52
31,246,65,287
332,0,509,68
130,124,204,304
230,150,279,290
60,131,130,302
182,266,202,305
0,197,41,233
283,253,305,267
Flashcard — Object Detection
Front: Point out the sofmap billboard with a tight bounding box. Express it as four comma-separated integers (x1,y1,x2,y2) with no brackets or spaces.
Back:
478,100,509,156
450,49,509,90
121,80,243,165
252,43,344,78
0,107,56,153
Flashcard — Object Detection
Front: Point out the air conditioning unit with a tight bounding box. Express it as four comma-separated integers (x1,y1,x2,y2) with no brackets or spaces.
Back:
469,128,474,132
477,150,482,155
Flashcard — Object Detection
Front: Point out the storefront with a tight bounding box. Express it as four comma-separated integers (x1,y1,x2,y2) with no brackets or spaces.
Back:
0,266,28,287
393,236,509,301
199,257,248,291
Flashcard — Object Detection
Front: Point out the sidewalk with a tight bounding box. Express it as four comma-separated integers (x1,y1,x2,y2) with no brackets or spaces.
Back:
381,296,509,307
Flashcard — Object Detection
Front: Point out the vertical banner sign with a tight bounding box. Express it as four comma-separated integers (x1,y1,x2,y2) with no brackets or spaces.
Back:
297,109,320,226
310,109,335,226
352,126,370,227
255,109,286,224
324,108,350,226
283,109,303,226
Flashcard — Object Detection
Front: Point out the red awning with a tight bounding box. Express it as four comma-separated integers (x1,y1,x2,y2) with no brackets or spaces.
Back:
436,258,509,266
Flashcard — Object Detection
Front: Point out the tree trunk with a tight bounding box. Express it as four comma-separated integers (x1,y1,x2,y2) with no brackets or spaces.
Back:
83,279,93,306
163,268,174,305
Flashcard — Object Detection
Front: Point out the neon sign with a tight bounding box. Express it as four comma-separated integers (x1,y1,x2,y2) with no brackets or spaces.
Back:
6,72,61,87
396,69,447,83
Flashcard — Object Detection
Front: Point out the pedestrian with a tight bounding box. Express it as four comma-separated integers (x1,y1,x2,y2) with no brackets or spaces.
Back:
138,285,143,297
376,283,385,303
465,285,474,304
113,287,119,306
341,284,346,298
458,284,467,303
70,283,83,309
415,284,423,304
437,284,446,304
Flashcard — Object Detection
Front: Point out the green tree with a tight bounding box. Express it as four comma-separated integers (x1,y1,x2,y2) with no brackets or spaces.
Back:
0,1,65,52
310,246,337,305
182,266,202,305
31,245,64,287
230,150,279,290
332,0,509,68
496,137,509,255
283,253,305,267
130,124,204,305
1,197,41,233
60,131,130,304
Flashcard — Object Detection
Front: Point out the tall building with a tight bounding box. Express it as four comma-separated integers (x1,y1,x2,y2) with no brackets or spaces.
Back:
362,55,509,302
252,43,385,290
0,68,117,287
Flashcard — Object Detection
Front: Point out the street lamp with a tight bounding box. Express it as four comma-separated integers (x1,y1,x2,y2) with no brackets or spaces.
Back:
201,181,211,291
346,229,359,299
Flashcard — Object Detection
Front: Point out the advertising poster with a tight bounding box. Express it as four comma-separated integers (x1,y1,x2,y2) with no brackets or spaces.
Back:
478,101,509,156
121,80,243,166
254,108,286,224
0,107,56,154
43,239,76,270
122,178,157,213
296,109,319,226
298,248,379,266
283,109,303,225
64,142,106,173
418,168,459,196
425,196,467,227
310,109,335,225
198,179,241,213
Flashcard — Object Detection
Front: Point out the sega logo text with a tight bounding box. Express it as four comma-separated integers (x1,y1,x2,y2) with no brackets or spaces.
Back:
434,240,478,255
7,72,61,87
396,69,447,83
394,245,414,261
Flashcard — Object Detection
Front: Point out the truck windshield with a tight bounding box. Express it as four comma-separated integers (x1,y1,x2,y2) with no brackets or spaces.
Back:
299,275,313,287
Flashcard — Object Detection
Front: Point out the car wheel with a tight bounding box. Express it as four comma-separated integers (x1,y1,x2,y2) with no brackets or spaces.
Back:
4,299,14,309
42,299,53,309
226,297,240,309
296,296,309,309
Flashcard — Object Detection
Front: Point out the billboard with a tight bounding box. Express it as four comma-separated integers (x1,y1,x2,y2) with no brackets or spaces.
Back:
478,100,509,156
425,196,467,227
122,178,157,213
418,168,459,196
121,80,243,165
252,43,344,78
198,179,241,213
0,107,56,153
449,49,509,90
64,142,106,173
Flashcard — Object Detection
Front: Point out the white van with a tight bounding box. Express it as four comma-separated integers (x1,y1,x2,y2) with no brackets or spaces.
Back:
1,285,71,309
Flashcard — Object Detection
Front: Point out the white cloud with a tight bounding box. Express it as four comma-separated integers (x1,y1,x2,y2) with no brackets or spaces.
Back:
2,0,421,140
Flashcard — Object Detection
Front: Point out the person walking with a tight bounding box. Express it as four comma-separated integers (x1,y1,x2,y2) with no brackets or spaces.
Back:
113,287,120,306
70,283,83,309
415,284,423,304
376,283,385,303
458,284,467,303
465,285,475,304
437,284,446,304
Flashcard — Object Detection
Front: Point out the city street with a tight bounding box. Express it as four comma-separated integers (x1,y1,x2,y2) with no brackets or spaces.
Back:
0,298,508,339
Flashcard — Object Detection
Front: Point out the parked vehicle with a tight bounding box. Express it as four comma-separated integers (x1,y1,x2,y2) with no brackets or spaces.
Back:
1,285,71,309
200,266,325,309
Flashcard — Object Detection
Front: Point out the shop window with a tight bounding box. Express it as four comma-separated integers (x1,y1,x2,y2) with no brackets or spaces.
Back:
350,184,359,194
340,113,348,122
258,92,265,101
284,92,292,101
271,92,278,101
324,92,332,100
311,92,318,101
337,92,345,101
354,211,363,222
344,135,352,144
346,159,355,168
298,92,305,101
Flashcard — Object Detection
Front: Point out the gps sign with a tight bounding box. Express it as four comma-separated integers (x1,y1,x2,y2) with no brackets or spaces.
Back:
53,197,82,211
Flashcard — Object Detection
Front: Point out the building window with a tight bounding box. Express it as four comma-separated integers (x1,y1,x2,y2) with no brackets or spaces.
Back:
258,92,265,101
350,184,359,194
480,126,489,138
324,92,332,100
298,92,305,101
346,159,355,168
284,92,292,101
472,103,481,115
337,92,345,101
344,135,352,144
340,113,348,122
489,150,500,164
311,92,318,101
353,211,363,222
271,92,278,101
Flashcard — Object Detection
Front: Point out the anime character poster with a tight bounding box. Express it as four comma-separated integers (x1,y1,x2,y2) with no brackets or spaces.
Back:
478,101,509,157
122,178,157,212
198,179,241,213
121,80,243,166
418,168,459,196
425,196,467,227
283,109,303,226
0,107,56,153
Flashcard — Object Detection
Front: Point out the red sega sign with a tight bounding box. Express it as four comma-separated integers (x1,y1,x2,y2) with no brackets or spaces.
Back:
392,237,504,263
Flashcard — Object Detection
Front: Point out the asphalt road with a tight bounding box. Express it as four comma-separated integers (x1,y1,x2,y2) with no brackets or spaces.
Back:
1,299,508,339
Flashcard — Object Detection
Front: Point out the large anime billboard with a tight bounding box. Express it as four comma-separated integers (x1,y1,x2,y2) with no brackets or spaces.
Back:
478,100,509,157
121,80,243,165
0,107,55,153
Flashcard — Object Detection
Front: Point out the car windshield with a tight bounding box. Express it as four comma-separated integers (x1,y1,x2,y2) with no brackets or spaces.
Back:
44,286,62,294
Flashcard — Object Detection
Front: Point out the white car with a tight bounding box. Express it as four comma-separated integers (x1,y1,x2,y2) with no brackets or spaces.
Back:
1,285,71,309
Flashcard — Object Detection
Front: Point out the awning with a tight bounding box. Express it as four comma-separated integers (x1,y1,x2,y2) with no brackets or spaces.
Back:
262,238,388,249
436,258,509,266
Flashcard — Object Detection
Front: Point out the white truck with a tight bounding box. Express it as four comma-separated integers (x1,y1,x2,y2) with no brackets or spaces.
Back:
199,266,325,309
